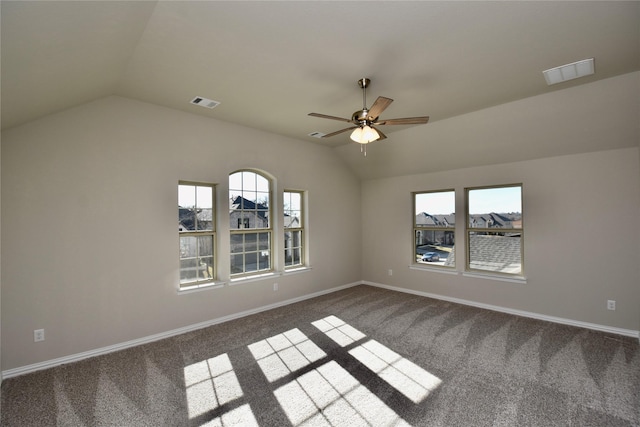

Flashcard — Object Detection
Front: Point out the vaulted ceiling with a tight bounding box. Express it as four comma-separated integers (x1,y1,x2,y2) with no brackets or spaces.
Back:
2,1,639,178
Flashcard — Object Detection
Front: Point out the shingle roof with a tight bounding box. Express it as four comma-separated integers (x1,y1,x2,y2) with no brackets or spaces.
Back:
230,196,269,220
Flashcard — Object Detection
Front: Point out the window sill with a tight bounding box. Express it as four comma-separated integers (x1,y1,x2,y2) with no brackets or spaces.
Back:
409,264,459,275
177,281,226,294
283,266,312,275
462,271,527,284
229,271,282,285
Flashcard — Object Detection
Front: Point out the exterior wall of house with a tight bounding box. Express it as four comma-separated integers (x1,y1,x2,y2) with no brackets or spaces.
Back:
0,96,362,371
362,147,640,331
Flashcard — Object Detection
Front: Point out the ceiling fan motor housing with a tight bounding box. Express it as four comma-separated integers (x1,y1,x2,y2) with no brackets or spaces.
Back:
352,109,371,124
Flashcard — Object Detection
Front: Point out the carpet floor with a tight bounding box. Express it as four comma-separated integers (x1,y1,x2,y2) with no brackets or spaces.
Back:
2,284,639,426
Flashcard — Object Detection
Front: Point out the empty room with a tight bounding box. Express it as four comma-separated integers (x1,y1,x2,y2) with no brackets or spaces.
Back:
1,1,639,426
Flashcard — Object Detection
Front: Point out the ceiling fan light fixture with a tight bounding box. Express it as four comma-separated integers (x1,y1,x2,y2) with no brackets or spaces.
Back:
350,125,379,144
350,127,364,143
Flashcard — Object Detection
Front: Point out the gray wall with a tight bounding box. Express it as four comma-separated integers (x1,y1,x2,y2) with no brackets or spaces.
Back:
361,146,640,331
1,96,362,371
2,72,639,374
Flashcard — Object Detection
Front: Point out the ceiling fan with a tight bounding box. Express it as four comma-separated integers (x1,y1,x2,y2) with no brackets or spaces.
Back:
308,78,429,154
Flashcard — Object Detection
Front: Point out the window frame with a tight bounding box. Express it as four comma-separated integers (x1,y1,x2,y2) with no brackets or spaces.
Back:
178,181,216,289
283,189,305,270
465,184,524,277
412,189,456,269
229,170,273,278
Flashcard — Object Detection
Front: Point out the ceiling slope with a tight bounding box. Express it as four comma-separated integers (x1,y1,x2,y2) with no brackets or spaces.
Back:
2,1,639,154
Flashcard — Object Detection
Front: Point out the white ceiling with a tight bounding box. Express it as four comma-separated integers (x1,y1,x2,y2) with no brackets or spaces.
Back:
2,1,639,174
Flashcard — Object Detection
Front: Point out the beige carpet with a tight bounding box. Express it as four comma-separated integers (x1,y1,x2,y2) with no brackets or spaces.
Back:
2,285,639,426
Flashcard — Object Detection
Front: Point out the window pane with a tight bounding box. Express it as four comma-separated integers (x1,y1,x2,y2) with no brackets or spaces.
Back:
196,186,213,208
257,209,269,229
258,253,270,270
468,186,522,228
196,208,213,231
229,172,243,191
245,232,257,252
179,185,196,208
414,230,454,266
415,191,455,228
245,253,258,272
256,191,269,208
284,191,302,229
180,259,199,283
230,254,244,274
468,232,521,274
258,232,269,250
230,234,243,253
198,235,213,257
242,171,257,191
256,174,269,192
292,248,301,265
180,235,213,284
285,230,303,267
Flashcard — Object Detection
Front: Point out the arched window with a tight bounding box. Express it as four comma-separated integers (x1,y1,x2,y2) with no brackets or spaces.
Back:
229,170,272,276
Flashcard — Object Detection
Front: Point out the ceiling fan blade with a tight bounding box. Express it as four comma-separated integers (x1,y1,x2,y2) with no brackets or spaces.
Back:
367,96,393,120
323,126,357,138
308,112,352,123
375,128,387,140
376,116,430,125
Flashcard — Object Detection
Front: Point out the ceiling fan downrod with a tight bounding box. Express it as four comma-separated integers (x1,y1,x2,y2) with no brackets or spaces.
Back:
353,78,372,126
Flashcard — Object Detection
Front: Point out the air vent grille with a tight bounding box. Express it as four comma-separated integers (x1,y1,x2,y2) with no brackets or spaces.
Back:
190,96,220,109
543,58,595,85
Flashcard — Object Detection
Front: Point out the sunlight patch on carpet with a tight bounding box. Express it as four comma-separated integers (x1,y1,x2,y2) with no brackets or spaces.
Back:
248,328,327,382
199,404,259,427
311,315,366,347
312,315,442,404
274,360,411,427
350,339,442,403
183,353,248,421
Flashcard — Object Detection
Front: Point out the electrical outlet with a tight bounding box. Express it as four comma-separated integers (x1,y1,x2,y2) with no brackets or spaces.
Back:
388,269,393,276
273,283,278,291
34,329,45,342
607,300,616,311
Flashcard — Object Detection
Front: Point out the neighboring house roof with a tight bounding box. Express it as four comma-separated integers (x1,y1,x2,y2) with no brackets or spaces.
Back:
468,234,521,273
468,212,520,228
230,196,269,221
416,212,454,227
179,207,213,231
284,214,300,228
441,234,521,274
417,212,520,228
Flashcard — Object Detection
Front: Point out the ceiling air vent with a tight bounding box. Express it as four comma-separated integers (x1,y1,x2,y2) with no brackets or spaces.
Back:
190,96,220,109
308,131,326,138
543,58,595,85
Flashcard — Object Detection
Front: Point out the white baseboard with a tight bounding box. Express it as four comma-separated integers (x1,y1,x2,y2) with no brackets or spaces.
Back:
5,280,637,379
363,280,640,339
2,281,361,380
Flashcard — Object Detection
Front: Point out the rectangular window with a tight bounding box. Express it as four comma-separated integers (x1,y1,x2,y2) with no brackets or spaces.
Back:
284,190,305,269
229,171,272,276
466,184,523,276
179,182,215,287
413,190,455,267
